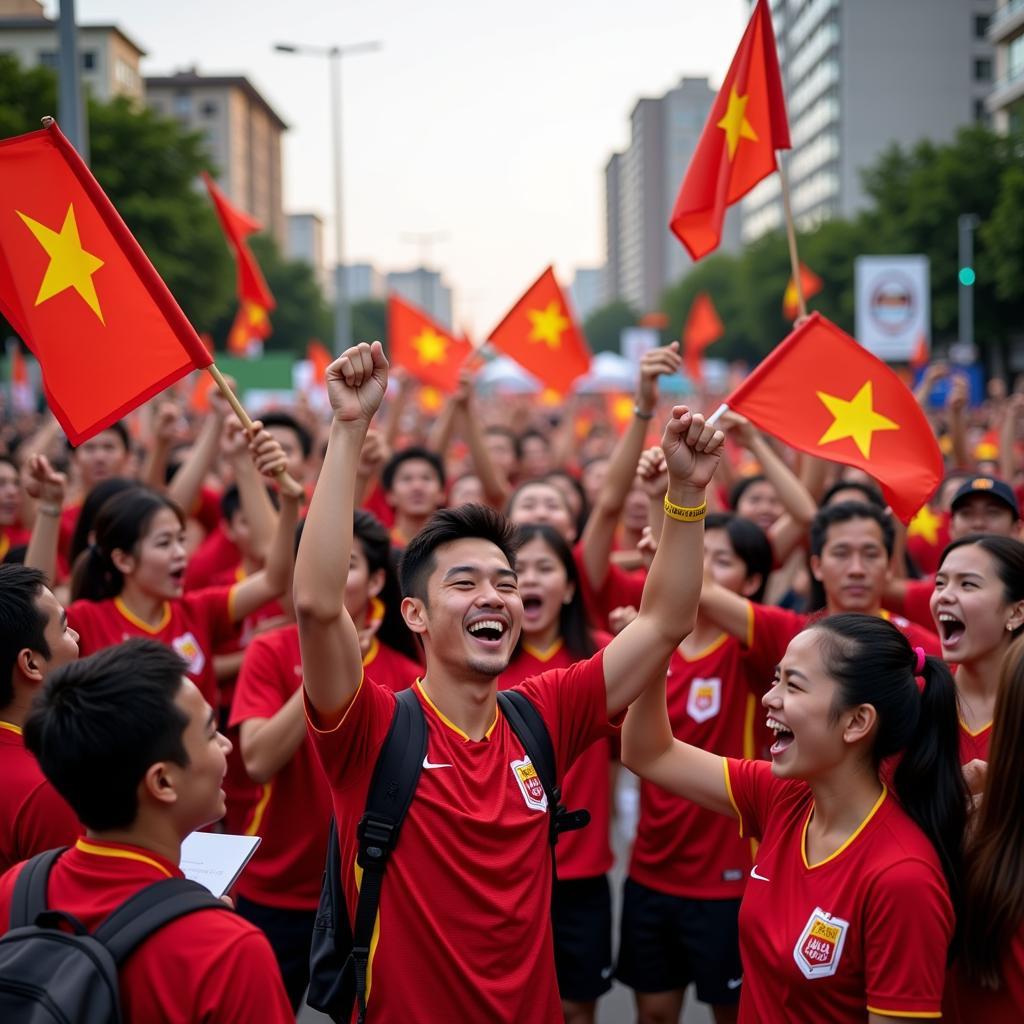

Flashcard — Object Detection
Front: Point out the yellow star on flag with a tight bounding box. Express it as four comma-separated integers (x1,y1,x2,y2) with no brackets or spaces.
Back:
717,86,759,161
412,328,448,365
527,301,569,349
907,504,941,545
247,303,268,329
816,381,899,459
18,204,105,323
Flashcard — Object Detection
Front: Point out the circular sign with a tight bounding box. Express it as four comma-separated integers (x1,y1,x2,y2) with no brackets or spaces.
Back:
869,273,916,336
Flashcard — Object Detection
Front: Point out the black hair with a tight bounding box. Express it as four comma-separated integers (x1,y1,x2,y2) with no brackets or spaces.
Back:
69,420,129,453
353,509,421,662
399,504,519,604
484,425,522,460
938,535,1024,637
70,488,186,602
812,613,967,914
68,478,138,568
258,411,313,459
505,477,574,520
543,469,590,537
820,480,885,510
0,565,50,708
518,429,550,450
219,483,280,525
381,446,446,493
705,512,773,604
728,473,771,511
24,639,192,831
513,523,596,661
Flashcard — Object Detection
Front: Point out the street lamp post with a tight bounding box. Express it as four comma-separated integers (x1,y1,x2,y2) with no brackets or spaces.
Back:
274,40,381,355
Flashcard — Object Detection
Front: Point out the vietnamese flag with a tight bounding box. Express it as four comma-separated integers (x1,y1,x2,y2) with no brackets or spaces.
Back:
670,0,790,260
388,294,473,392
227,299,271,357
0,120,212,444
683,292,724,383
722,313,942,522
783,262,823,320
488,266,591,394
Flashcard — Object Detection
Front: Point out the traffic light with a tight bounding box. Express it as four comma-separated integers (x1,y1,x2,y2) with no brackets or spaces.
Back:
958,214,979,349
958,266,976,287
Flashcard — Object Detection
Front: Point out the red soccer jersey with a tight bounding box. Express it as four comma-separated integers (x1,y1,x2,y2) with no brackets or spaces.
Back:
947,931,1024,1024
0,525,30,562
497,637,614,880
0,721,80,875
0,838,293,1023
307,651,618,1023
892,576,935,630
572,539,645,630
725,758,953,1021
184,524,240,591
958,719,991,764
67,588,237,704
629,625,776,900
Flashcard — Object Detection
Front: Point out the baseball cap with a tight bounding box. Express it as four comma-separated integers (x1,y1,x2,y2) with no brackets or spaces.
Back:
950,475,1020,519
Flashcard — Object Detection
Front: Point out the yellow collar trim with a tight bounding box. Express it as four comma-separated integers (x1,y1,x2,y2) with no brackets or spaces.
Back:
680,631,729,663
415,679,499,741
801,786,887,870
0,720,23,736
959,716,992,739
114,597,171,634
75,839,173,878
362,637,380,667
522,638,563,662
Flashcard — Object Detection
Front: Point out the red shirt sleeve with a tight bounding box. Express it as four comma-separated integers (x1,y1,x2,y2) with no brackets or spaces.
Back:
230,633,289,727
15,780,81,856
749,604,806,671
863,859,953,1017
724,756,787,842
183,586,237,652
902,579,936,630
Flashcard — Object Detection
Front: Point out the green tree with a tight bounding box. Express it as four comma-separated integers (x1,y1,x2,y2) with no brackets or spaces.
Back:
582,300,637,354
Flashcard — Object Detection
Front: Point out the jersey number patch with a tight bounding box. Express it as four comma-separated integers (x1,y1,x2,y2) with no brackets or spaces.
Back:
510,757,548,812
687,677,722,723
793,907,850,979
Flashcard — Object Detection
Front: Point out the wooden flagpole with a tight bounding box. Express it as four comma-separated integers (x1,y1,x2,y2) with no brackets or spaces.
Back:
778,154,806,320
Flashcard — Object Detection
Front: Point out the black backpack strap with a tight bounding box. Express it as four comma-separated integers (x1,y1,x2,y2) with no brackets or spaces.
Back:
9,847,66,929
351,686,427,1022
497,690,590,847
93,877,224,965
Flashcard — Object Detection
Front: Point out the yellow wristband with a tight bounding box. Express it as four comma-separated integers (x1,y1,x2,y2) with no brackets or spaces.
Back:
663,494,707,522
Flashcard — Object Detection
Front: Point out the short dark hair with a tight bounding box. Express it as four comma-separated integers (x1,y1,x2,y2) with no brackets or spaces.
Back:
820,480,885,510
399,504,519,603
0,565,50,708
24,639,191,831
70,420,129,453
259,411,313,459
705,512,773,603
518,429,550,451
810,501,894,559
220,483,279,525
382,446,446,493
728,473,770,511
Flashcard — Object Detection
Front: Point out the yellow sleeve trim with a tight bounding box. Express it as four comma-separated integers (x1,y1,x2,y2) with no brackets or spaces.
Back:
304,670,365,734
227,583,240,624
866,1007,941,1019
744,601,755,649
722,757,745,839
0,720,23,736
245,781,273,836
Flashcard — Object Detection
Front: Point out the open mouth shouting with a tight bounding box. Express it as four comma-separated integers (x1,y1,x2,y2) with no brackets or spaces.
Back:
766,715,794,757
936,612,965,651
465,615,510,649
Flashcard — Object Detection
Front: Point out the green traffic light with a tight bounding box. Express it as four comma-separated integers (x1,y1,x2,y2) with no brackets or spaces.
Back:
959,267,976,287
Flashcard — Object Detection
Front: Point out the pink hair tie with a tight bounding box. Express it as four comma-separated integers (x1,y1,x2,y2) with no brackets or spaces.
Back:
913,647,927,693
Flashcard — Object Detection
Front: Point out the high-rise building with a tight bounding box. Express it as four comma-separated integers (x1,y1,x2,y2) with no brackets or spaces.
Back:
986,1,1024,132
742,0,995,242
0,0,145,102
605,77,741,315
386,267,453,327
145,69,288,246
570,267,605,322
286,212,327,293
342,263,387,303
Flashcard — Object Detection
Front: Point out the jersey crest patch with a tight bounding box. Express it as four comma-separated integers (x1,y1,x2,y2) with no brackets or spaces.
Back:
510,757,547,812
686,677,722,723
793,907,849,979
171,631,205,675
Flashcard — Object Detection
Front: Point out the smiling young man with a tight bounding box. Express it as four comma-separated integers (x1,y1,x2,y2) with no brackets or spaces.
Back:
294,340,724,1023
0,639,293,1023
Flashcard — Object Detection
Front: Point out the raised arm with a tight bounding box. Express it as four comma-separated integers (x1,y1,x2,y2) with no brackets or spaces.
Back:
946,374,971,470
602,405,723,717
165,388,229,516
23,455,67,587
139,401,186,493
294,341,388,724
221,417,278,564
454,371,511,507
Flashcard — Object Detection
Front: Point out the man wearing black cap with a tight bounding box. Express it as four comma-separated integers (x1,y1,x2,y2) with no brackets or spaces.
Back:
888,474,1020,626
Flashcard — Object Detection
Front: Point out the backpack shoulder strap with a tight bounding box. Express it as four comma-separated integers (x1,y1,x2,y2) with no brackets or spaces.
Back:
93,877,224,965
9,847,66,929
497,690,590,845
350,686,427,1021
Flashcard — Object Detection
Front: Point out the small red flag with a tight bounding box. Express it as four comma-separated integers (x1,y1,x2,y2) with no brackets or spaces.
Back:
723,313,942,522
307,340,332,385
202,172,275,311
9,342,32,413
910,333,929,371
227,300,270,357
606,392,636,434
388,294,473,392
683,293,724,384
0,121,212,444
189,370,214,414
782,262,823,320
488,267,591,394
670,0,790,260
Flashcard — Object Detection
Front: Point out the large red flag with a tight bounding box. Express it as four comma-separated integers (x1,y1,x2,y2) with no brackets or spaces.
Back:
388,294,473,392
670,0,790,260
683,292,724,383
722,313,942,522
488,267,591,394
782,262,823,320
201,172,275,311
0,121,212,443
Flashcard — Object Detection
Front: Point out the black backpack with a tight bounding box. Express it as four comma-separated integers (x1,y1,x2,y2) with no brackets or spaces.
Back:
0,846,224,1024
307,686,590,1024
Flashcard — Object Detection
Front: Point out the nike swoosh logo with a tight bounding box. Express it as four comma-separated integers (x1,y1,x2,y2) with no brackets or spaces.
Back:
750,865,770,881
422,757,454,769
727,977,743,990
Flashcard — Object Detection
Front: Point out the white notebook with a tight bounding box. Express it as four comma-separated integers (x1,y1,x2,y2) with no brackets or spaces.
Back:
180,832,262,898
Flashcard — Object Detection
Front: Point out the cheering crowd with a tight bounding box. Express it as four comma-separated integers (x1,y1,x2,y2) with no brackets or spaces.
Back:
1,338,1023,1024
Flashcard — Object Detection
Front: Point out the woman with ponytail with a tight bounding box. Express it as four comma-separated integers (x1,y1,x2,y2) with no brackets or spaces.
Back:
953,636,1024,1020
622,612,968,1023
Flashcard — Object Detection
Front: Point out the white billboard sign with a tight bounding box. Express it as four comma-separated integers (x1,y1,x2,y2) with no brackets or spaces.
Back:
854,256,930,362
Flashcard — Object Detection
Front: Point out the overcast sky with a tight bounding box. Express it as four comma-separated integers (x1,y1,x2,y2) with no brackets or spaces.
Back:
59,0,746,333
